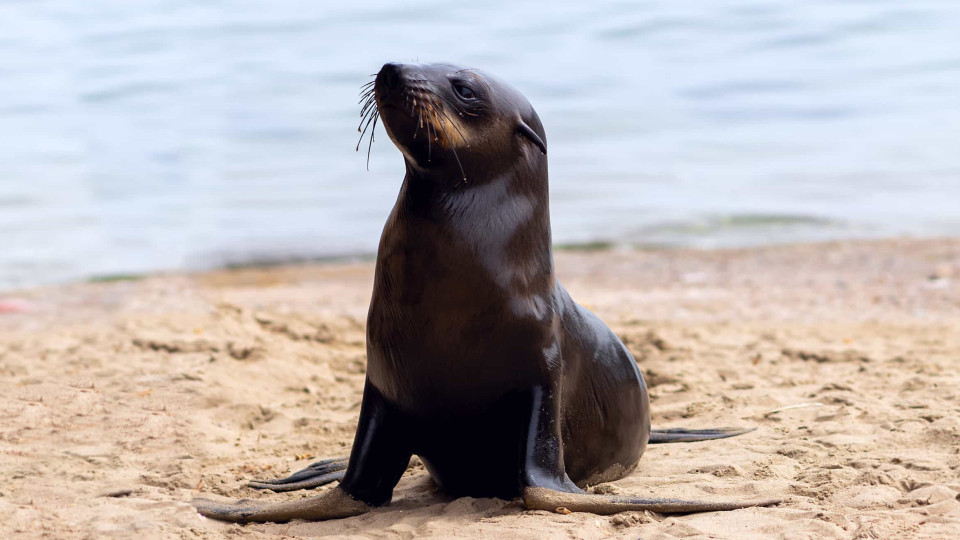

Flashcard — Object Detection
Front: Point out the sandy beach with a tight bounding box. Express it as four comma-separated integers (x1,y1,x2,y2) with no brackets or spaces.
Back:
2,238,959,539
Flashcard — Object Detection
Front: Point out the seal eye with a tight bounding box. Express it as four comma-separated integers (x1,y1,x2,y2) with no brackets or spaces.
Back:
454,83,477,100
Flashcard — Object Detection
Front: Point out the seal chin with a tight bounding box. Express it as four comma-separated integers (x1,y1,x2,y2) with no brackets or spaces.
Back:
377,103,429,166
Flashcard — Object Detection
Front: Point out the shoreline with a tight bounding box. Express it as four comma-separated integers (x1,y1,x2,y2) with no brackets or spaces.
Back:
2,234,957,296
2,237,959,539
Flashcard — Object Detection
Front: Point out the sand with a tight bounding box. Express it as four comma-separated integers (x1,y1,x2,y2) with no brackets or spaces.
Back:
2,238,959,539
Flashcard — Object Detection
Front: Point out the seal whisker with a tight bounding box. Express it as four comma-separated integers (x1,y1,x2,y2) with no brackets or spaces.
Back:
360,95,377,117
405,92,416,117
430,102,441,144
409,92,424,141
429,101,443,145
360,93,376,115
357,106,372,132
360,91,375,108
433,103,469,148
430,105,467,184
421,99,433,162
356,84,379,157
414,105,423,140
365,111,379,171
358,76,376,104
358,88,376,105
359,104,372,123
426,111,433,161
356,110,377,149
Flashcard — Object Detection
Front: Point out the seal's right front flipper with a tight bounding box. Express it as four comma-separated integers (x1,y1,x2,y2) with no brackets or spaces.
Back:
198,380,412,522
248,456,348,492
193,486,370,523
522,486,779,515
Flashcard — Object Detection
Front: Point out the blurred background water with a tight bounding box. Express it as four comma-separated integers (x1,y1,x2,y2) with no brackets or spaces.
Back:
1,0,959,290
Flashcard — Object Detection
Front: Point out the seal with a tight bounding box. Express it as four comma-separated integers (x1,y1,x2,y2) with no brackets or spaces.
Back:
192,62,779,522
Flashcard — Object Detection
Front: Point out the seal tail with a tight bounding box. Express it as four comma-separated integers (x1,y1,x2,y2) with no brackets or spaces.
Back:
648,427,755,444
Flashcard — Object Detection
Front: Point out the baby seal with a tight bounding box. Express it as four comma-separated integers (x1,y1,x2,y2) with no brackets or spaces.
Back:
192,62,779,523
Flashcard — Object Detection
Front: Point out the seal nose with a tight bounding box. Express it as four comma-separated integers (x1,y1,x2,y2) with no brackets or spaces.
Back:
376,62,405,97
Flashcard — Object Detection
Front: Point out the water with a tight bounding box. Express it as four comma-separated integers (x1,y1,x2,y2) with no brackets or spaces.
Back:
2,1,959,290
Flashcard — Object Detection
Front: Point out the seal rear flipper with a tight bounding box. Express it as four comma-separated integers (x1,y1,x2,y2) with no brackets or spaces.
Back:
522,486,780,515
248,456,348,492
648,427,756,444
193,486,371,523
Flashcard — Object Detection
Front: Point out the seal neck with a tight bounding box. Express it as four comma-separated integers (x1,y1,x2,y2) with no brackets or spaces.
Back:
385,166,556,296
400,161,550,221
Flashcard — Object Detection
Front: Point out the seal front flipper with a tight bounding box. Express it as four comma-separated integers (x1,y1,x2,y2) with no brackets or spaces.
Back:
248,456,348,492
195,381,412,522
520,380,582,494
517,373,779,515
522,487,780,515
193,486,370,523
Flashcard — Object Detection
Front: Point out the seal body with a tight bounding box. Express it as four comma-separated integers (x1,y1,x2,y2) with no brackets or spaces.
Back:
335,62,649,503
364,178,649,498
191,63,776,524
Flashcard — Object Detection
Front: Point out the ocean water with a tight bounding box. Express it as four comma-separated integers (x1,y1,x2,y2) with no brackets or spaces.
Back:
2,1,959,290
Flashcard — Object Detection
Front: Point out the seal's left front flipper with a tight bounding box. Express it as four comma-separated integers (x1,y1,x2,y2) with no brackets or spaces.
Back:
522,486,780,515
518,383,779,515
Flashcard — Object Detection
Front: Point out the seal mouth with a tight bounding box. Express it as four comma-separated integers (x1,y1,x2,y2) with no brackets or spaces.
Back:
379,102,414,119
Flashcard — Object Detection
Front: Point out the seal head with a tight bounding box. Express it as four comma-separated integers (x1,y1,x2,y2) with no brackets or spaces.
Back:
372,62,547,184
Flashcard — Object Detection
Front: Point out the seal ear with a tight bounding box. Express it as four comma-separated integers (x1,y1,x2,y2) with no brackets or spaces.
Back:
517,121,547,155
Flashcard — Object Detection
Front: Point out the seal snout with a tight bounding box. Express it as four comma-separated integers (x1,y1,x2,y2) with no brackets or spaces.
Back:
376,62,406,99
370,61,472,172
